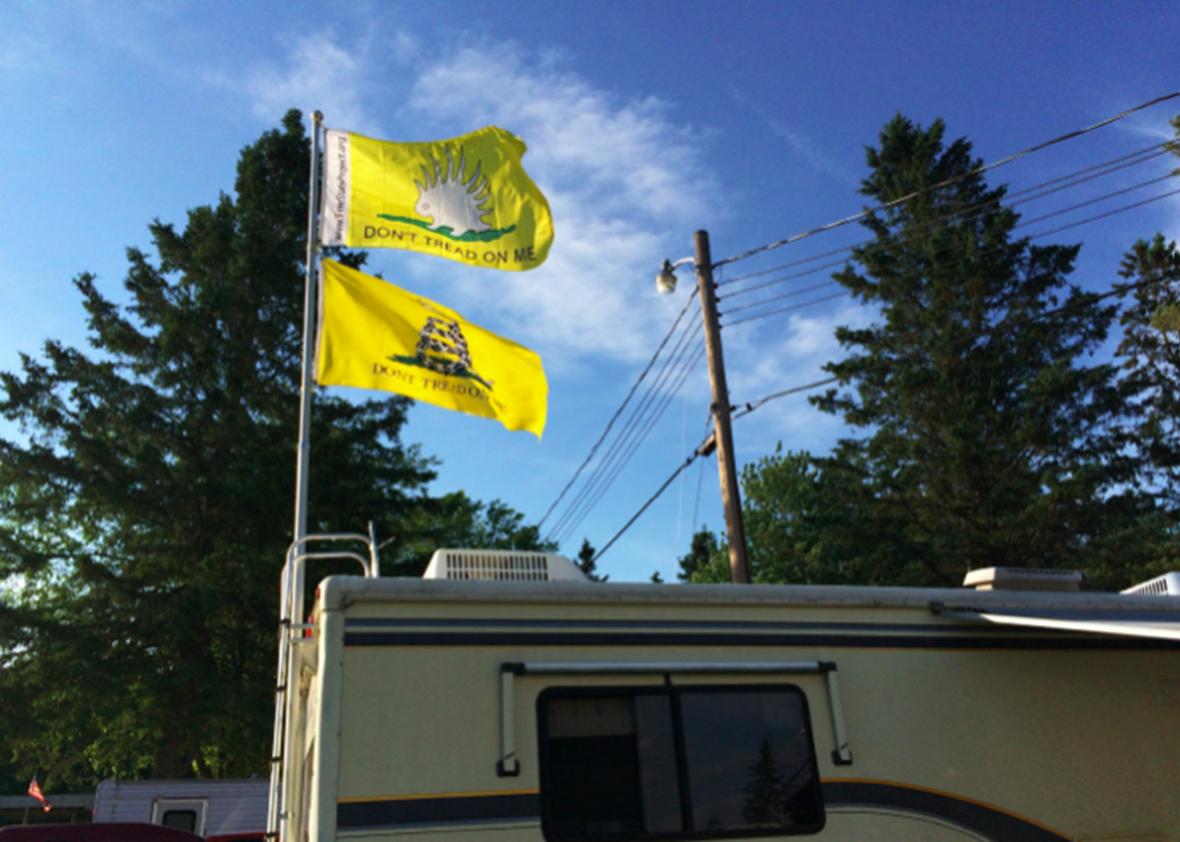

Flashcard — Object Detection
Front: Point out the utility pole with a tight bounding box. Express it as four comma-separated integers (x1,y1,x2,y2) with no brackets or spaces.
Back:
693,230,751,584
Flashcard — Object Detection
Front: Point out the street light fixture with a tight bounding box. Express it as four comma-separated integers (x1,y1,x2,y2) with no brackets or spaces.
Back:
656,257,694,295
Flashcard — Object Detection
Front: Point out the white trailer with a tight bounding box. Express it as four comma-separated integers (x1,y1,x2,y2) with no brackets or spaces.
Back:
93,779,266,839
271,546,1180,842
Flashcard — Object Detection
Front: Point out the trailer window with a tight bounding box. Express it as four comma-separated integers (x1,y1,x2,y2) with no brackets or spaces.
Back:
160,809,198,833
537,685,824,840
152,798,207,836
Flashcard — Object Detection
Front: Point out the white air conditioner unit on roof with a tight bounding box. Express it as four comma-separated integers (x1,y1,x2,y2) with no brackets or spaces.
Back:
1122,572,1180,596
962,566,1083,592
423,548,589,582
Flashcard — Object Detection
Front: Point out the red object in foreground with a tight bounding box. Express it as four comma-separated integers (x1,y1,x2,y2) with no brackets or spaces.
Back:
0,825,202,842
25,779,51,813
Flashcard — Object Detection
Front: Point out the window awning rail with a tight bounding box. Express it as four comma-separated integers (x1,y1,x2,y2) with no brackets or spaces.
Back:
497,660,853,779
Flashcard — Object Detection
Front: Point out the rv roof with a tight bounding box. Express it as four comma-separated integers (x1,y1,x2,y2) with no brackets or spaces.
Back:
318,575,1180,615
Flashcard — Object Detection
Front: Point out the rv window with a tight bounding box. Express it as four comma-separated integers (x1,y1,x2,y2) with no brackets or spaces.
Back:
160,809,198,833
537,685,824,841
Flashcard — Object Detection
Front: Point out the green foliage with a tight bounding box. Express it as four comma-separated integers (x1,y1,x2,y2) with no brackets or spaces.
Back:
739,447,889,584
1110,232,1180,582
676,528,729,583
1118,234,1180,495
807,114,1134,586
573,538,607,582
389,493,555,578
0,111,544,789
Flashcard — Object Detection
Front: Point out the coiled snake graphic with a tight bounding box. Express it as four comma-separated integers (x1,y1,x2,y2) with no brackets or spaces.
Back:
415,317,493,390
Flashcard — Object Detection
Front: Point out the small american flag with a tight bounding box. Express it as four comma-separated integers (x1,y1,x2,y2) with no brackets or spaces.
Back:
27,776,52,813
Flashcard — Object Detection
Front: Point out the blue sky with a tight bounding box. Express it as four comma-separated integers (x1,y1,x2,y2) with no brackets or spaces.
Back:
2,1,1179,582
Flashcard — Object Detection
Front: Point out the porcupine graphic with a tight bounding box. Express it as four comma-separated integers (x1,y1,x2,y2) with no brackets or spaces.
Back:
413,147,492,236
375,146,516,243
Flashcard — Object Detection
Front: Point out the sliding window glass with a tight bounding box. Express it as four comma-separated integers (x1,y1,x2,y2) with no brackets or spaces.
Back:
537,685,824,841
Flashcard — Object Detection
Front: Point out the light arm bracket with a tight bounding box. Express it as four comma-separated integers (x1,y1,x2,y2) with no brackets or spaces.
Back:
656,256,696,295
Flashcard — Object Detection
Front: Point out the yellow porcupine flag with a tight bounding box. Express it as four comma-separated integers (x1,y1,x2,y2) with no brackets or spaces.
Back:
319,126,553,272
315,259,547,437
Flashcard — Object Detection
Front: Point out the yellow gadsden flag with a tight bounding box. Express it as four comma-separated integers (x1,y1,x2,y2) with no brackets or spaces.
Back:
315,259,547,437
319,126,553,272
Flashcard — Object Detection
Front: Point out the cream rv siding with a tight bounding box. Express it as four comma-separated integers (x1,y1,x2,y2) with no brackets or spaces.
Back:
289,578,1180,842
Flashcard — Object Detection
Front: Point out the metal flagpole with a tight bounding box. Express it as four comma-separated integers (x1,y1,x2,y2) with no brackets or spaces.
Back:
293,110,324,544
268,109,323,842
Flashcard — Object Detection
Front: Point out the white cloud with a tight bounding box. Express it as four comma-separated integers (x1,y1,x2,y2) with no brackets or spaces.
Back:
723,301,874,454
390,43,720,368
1117,113,1177,144
410,48,713,222
1114,114,1180,243
212,32,382,134
727,85,857,185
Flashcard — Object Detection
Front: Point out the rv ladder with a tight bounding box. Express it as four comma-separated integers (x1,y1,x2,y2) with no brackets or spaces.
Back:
267,528,379,842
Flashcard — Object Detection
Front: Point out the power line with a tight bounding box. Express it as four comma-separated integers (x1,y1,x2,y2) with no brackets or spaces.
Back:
545,314,702,544
721,279,845,318
557,342,705,547
591,432,712,565
723,291,849,329
553,340,706,547
545,312,701,542
720,181,1180,330
1018,172,1177,228
712,142,1165,292
719,171,1176,321
717,144,1174,305
712,91,1180,268
537,292,696,529
1024,184,1180,242
588,265,1180,567
717,140,1172,290
731,376,841,420
726,262,1180,424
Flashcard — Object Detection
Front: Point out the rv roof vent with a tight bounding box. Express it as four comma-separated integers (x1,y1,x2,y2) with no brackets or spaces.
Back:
962,566,1083,592
1121,572,1180,596
423,549,589,582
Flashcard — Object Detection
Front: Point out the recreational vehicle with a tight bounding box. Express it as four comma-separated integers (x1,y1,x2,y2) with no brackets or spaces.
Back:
93,778,266,839
269,543,1180,842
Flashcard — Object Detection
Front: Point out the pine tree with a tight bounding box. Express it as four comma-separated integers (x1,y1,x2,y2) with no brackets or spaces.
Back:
574,538,607,581
741,737,786,827
0,111,543,788
1118,236,1180,494
676,528,728,583
1107,227,1180,583
812,115,1128,585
